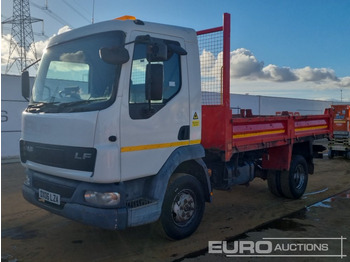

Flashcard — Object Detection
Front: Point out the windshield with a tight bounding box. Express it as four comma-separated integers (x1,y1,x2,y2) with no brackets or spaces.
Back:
30,31,126,113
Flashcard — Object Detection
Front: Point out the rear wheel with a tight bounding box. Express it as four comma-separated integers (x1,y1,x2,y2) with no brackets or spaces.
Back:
160,173,205,240
281,155,308,199
267,170,283,197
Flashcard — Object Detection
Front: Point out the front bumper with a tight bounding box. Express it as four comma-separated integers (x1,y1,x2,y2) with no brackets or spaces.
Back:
22,170,128,230
22,168,162,230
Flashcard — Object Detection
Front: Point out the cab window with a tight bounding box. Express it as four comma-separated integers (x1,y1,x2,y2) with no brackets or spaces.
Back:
129,39,181,119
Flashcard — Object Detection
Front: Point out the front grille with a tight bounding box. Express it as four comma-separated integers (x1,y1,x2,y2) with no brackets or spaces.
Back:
32,177,75,199
20,140,96,172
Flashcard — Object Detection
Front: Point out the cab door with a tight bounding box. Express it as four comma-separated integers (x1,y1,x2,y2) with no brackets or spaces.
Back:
119,34,190,181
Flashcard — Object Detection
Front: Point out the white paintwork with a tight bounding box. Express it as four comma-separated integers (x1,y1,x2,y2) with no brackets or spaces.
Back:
21,111,98,147
93,98,122,183
119,31,192,181
187,40,202,142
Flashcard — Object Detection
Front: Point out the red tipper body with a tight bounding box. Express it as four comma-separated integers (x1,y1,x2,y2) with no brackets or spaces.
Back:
198,13,334,171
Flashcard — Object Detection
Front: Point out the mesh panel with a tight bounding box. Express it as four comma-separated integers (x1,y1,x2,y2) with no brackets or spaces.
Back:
198,30,223,105
126,198,153,208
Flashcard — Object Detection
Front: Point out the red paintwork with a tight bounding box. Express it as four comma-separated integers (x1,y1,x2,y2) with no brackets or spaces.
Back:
197,26,223,35
199,13,334,170
202,107,333,162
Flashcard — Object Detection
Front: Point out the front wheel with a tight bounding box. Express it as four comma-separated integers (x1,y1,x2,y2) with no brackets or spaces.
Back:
160,173,205,240
281,155,308,199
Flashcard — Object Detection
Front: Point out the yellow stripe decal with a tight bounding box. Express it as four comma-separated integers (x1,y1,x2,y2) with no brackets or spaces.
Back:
121,140,201,153
233,125,328,139
190,139,201,145
295,125,328,132
334,120,346,124
233,129,285,139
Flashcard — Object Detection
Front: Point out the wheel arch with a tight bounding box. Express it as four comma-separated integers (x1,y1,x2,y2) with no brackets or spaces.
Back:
147,144,211,205
174,159,212,202
292,140,314,174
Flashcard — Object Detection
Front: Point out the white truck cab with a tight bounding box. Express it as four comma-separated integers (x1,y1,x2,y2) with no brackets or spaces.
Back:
21,17,210,239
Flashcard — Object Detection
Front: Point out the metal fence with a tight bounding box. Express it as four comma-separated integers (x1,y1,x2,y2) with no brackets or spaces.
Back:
197,29,224,105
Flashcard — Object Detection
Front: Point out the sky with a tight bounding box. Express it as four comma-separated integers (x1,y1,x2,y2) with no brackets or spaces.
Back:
1,0,350,102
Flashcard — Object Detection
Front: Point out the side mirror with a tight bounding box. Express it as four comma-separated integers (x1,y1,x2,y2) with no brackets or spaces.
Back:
21,70,30,101
147,42,168,62
168,43,187,56
99,46,130,65
145,64,163,101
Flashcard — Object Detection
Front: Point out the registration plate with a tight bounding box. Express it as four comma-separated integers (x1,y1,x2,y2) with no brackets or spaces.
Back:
38,189,61,205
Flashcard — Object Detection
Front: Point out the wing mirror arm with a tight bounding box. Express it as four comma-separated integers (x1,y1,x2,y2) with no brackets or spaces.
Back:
21,70,30,101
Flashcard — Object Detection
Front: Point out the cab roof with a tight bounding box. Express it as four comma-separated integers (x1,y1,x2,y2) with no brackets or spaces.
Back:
47,18,197,48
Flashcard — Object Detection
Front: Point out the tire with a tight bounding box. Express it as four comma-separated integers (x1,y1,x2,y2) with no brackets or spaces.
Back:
267,170,283,197
160,173,205,240
328,150,334,159
281,155,308,199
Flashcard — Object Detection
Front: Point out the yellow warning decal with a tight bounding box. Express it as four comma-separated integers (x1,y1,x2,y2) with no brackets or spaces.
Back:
192,112,200,126
192,120,200,127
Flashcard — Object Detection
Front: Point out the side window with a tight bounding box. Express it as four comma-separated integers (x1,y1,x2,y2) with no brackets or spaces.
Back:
129,39,181,119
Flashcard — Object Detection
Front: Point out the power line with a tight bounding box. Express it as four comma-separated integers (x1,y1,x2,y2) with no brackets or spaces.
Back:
92,0,95,24
30,1,73,28
72,0,92,18
34,32,49,38
62,0,90,24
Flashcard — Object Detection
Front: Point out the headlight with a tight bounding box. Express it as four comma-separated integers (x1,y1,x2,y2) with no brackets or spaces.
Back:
84,191,120,206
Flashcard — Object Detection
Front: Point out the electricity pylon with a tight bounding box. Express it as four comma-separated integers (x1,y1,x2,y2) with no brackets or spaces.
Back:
2,0,43,74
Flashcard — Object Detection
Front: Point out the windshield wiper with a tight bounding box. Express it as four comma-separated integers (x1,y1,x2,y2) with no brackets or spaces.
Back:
26,102,60,113
58,98,106,108
26,99,107,113
56,98,107,112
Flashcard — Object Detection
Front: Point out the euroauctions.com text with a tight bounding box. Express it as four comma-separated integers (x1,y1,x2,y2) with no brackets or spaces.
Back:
209,237,347,258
